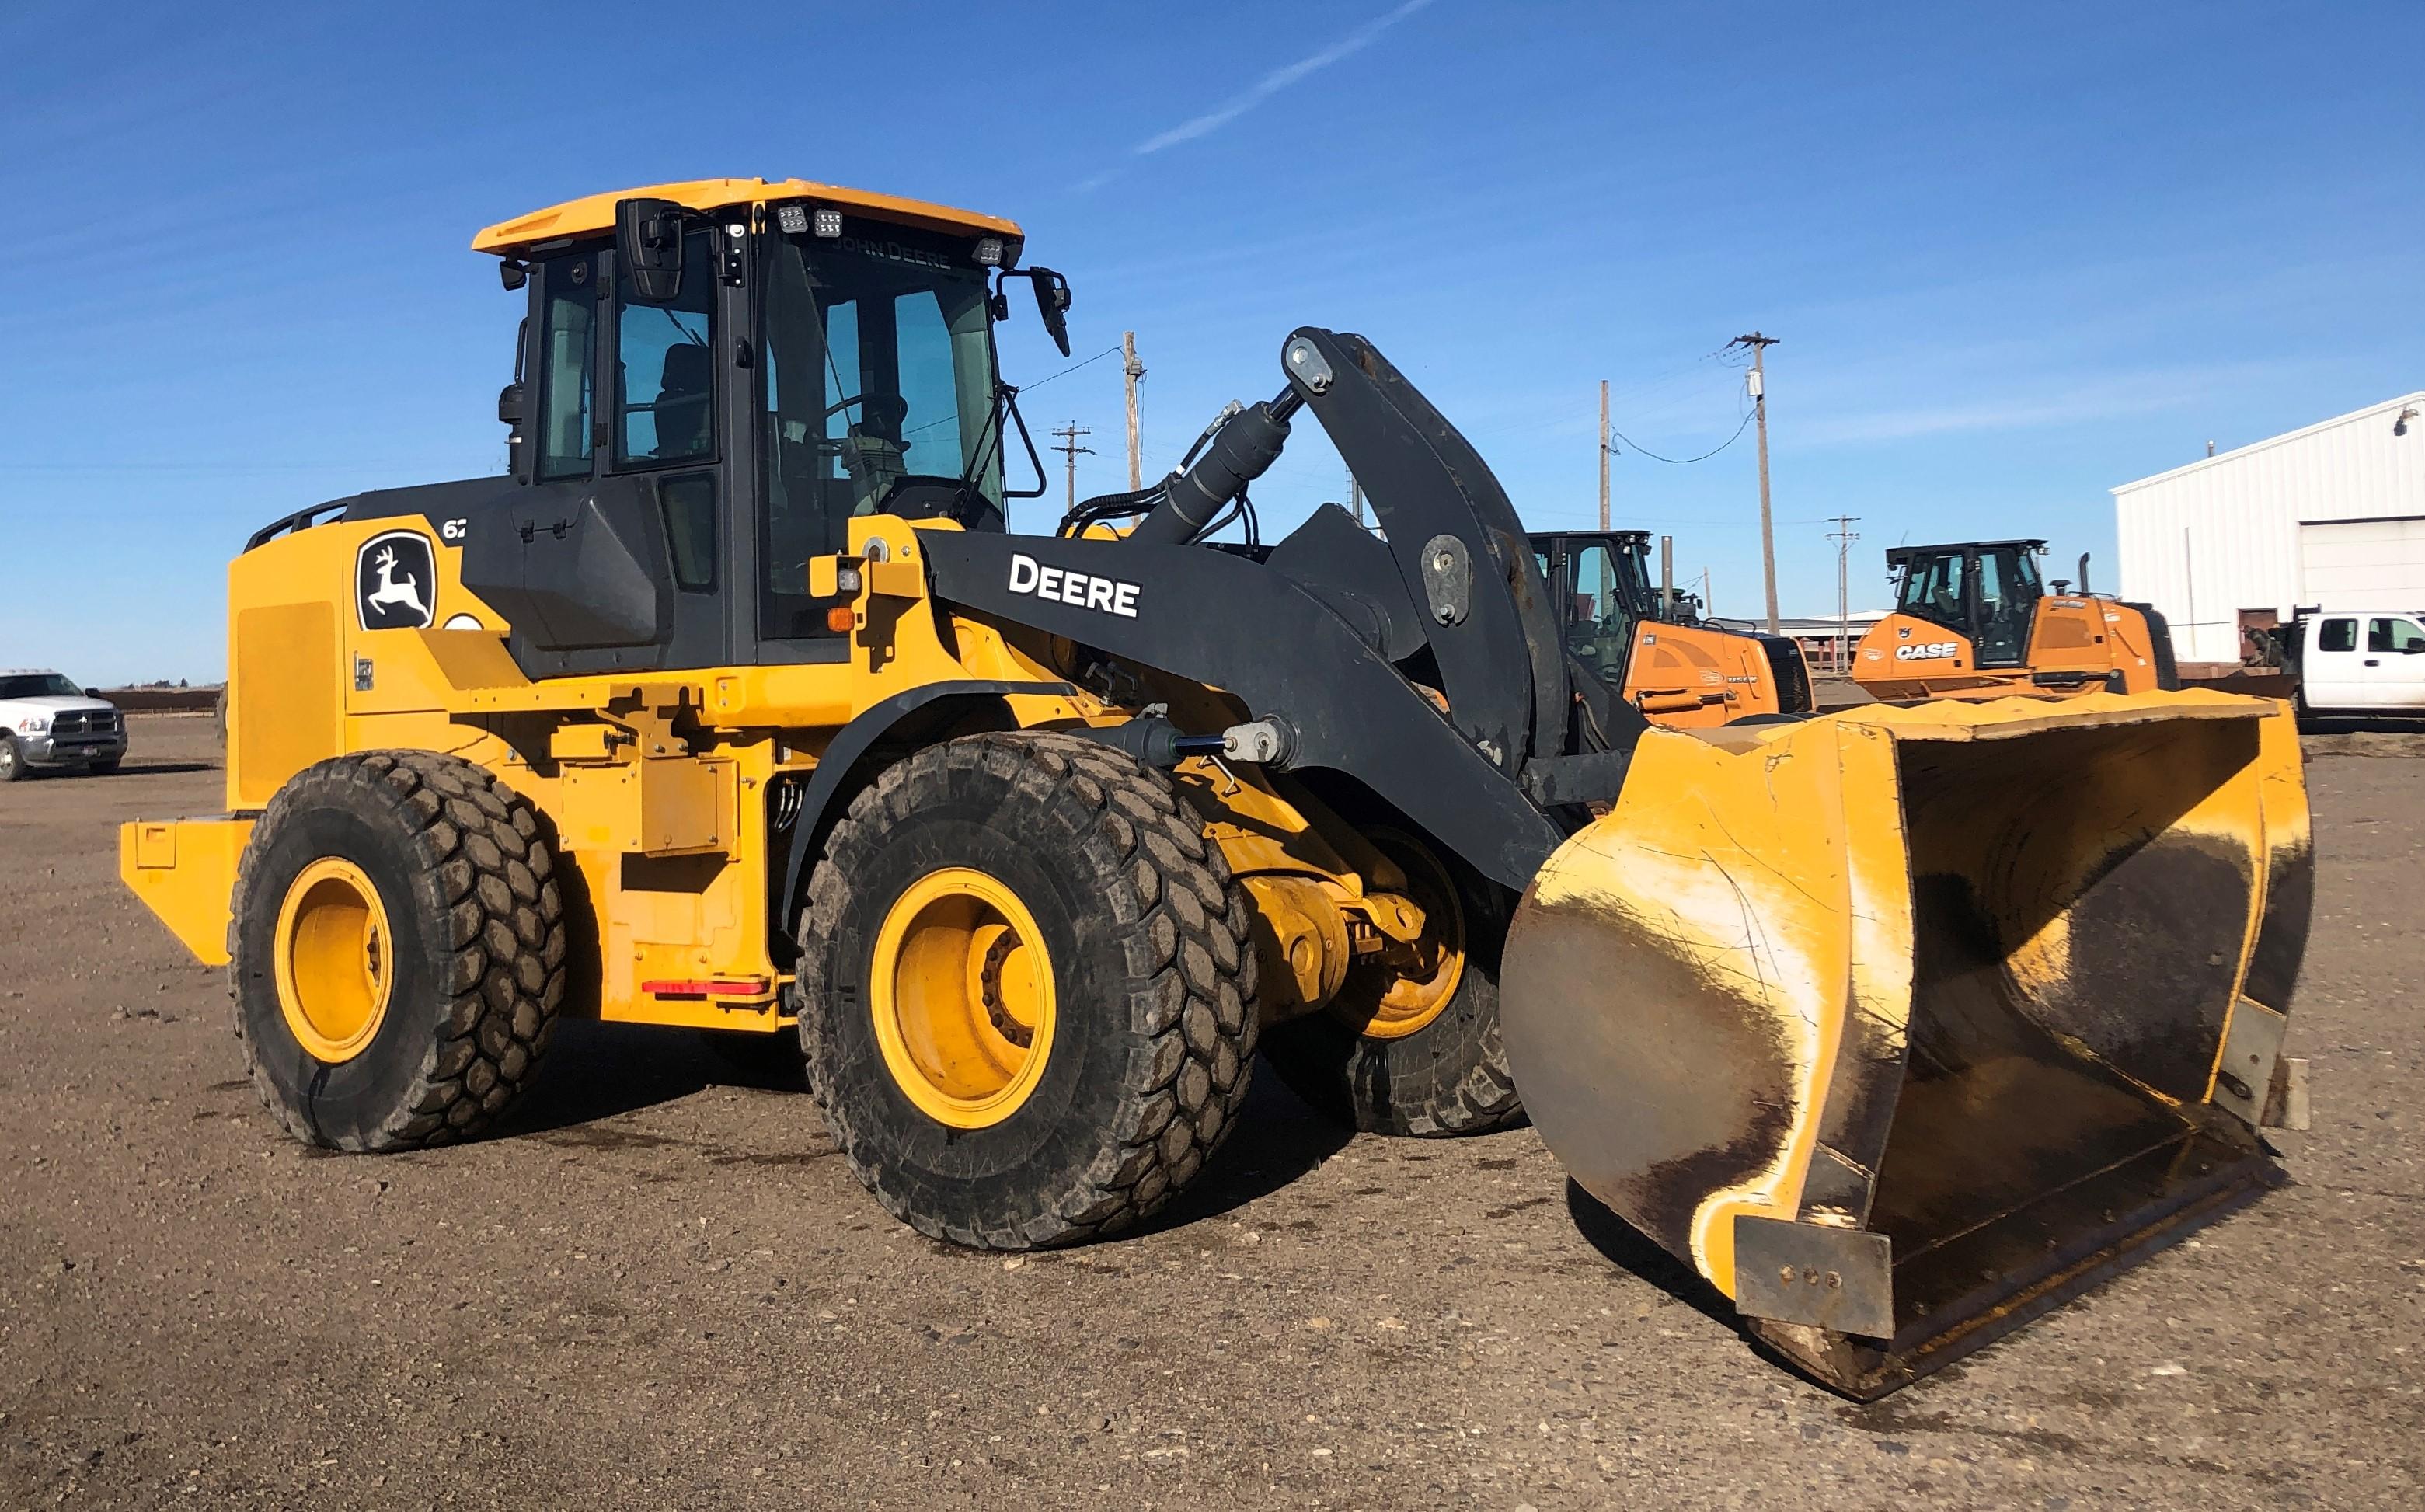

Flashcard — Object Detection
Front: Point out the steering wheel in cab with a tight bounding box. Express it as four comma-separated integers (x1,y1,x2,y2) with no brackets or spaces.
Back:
820,392,1000,528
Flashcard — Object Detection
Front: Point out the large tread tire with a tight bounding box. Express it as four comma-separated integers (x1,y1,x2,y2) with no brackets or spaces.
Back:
1260,856,1523,1137
796,730,1258,1249
229,751,567,1151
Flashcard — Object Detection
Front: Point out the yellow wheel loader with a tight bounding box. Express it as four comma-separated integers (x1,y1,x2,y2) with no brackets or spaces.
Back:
1854,538,2180,700
120,178,2313,1396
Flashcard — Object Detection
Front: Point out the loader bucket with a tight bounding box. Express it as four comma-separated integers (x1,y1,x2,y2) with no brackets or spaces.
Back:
1501,691,2312,1398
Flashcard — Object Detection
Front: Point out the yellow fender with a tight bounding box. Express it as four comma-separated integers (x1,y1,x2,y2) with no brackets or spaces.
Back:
120,818,255,967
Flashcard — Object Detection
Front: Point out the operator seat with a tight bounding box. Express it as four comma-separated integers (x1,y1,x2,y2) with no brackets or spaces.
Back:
653,343,713,460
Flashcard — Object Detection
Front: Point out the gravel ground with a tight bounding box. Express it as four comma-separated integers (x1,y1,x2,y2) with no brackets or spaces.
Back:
2,713,2418,1510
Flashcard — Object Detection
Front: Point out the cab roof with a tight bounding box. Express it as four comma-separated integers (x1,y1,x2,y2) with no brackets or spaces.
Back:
470,177,1023,256
1886,538,2047,566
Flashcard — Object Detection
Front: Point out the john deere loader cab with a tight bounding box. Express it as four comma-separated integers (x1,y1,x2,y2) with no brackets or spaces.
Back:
1530,530,1814,728
333,185,1062,684
119,176,2312,1402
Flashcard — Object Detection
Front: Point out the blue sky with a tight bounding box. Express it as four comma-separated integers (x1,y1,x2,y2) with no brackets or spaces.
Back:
2,0,2417,682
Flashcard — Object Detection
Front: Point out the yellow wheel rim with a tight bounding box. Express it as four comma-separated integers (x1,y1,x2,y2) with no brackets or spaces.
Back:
1337,829,1466,1042
869,867,1057,1130
273,857,395,1064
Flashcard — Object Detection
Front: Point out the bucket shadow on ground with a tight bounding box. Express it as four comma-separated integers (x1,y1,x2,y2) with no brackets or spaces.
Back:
1563,1179,1739,1329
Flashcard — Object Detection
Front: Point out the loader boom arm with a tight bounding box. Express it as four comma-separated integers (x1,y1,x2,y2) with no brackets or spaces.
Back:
921,326,1653,890
1279,329,1576,775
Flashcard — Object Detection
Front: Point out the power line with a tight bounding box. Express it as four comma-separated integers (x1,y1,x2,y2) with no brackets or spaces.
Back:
897,343,1123,446
1023,344,1123,392
1607,408,1756,465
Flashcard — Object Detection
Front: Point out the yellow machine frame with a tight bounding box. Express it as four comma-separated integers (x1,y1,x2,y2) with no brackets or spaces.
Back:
124,512,1427,1037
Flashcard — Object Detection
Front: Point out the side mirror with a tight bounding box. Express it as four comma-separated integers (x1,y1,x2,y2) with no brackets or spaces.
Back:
498,381,528,479
1028,266,1072,357
615,197,685,302
499,259,528,291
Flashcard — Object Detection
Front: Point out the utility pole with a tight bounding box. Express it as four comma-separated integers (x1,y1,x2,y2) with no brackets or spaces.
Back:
1347,465,1364,527
1598,379,1611,530
1733,333,1781,634
1050,422,1094,514
1826,514,1861,674
1122,333,1145,490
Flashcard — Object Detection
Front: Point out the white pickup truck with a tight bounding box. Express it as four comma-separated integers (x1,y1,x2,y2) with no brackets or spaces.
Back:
0,670,127,780
2291,610,2425,715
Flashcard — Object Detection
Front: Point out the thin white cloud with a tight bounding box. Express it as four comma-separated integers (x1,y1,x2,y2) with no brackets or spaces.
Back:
1078,0,1434,192
1807,390,2179,445
1796,363,2290,447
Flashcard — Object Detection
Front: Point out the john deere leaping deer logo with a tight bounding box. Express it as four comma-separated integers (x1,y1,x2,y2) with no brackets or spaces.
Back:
355,530,438,631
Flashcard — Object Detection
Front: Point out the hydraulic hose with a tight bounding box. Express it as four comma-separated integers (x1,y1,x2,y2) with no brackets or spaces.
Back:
1128,385,1301,545
1057,482,1168,538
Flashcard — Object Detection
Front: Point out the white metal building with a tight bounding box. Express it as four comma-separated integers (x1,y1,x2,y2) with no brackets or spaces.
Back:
2113,392,2425,664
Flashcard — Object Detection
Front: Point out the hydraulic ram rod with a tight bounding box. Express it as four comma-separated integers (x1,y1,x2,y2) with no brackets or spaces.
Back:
1127,385,1301,545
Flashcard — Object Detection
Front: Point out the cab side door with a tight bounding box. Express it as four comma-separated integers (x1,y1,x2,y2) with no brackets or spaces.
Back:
2304,616,2364,709
2361,615,2425,711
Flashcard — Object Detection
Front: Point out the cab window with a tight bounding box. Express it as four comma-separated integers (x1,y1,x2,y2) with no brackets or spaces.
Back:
2316,618,2357,653
615,229,717,468
756,221,1000,642
1897,552,1967,625
892,290,986,489
2368,618,2425,653
535,255,597,481
759,235,848,639
1560,542,1638,680
1973,547,2040,665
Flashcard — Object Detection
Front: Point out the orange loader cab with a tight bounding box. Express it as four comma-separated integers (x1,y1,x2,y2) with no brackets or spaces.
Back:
1853,539,2179,701
1531,530,1812,729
